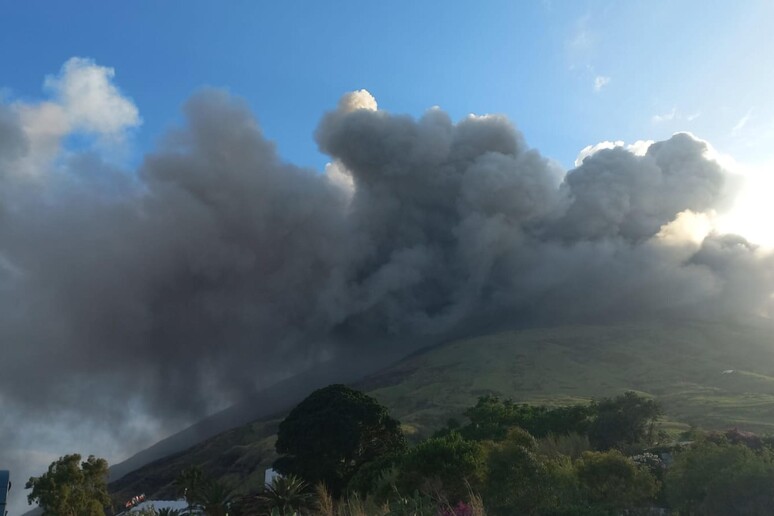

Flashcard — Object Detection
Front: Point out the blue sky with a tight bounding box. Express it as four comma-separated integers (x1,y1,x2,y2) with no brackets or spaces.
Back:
3,0,771,171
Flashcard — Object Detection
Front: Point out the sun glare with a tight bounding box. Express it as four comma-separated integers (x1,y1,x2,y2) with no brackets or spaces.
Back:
717,161,774,248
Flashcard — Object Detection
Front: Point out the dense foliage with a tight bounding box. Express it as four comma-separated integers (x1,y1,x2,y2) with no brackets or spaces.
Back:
452,395,595,441
171,466,231,515
396,432,487,503
264,389,671,514
588,391,662,451
260,389,774,514
36,388,774,515
26,454,111,516
273,384,407,496
666,437,774,514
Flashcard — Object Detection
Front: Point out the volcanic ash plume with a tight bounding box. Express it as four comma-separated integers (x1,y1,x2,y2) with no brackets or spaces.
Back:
0,65,772,479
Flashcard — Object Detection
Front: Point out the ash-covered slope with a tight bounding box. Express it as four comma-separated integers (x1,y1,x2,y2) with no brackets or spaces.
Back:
109,341,412,482
110,319,774,502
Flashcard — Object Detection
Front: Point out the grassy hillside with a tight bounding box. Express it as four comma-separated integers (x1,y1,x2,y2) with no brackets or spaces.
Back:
361,320,774,435
110,319,774,502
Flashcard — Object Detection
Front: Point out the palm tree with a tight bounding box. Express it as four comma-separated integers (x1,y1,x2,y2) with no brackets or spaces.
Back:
257,475,314,515
199,480,232,516
157,509,182,516
175,466,205,514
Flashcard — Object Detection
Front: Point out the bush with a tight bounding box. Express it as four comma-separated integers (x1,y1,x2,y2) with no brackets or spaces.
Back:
575,450,659,512
483,430,574,515
537,432,591,460
667,439,774,514
395,432,486,505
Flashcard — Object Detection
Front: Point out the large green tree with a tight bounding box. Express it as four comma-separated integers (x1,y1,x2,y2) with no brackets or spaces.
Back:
26,454,111,516
273,384,406,496
588,391,661,450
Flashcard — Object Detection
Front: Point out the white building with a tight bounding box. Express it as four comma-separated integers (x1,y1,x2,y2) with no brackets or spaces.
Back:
264,467,281,486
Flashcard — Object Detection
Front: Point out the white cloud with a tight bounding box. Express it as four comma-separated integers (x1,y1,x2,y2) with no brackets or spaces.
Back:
575,140,622,166
566,15,596,69
574,139,653,167
732,108,753,135
593,75,610,92
568,15,593,52
6,57,140,178
337,89,378,113
652,107,677,124
651,108,703,126
686,111,701,121
44,57,141,137
627,139,655,156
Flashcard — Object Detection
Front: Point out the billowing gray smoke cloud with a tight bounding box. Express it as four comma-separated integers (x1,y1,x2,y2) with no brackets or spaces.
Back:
1,87,772,490
555,134,725,242
314,92,769,333
1,91,353,420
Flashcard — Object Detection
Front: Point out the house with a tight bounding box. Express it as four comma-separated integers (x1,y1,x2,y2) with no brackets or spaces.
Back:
264,467,281,486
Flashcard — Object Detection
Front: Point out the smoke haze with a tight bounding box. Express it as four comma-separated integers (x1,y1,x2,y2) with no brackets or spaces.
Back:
2,60,773,504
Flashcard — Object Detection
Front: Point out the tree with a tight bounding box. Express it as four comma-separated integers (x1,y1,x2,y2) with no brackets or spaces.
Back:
173,467,231,516
25,454,111,516
396,431,486,504
273,384,406,496
199,479,232,516
257,474,314,515
174,465,205,513
575,450,659,512
346,451,405,500
666,439,774,514
457,395,594,442
588,391,661,450
483,428,574,515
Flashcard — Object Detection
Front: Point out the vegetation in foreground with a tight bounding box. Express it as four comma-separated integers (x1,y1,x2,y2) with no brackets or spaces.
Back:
29,384,774,515
25,454,111,516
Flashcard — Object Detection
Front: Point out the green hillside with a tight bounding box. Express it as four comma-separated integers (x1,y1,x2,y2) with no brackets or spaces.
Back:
110,320,774,502
362,320,774,436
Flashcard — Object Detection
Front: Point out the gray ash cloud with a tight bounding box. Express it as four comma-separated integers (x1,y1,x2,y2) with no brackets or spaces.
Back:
0,88,772,480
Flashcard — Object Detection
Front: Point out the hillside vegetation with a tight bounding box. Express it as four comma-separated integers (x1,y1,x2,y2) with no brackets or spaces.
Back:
110,320,774,502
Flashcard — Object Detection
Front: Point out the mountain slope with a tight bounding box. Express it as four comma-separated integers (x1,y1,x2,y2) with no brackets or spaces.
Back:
110,319,774,502
109,342,412,482
360,320,774,435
